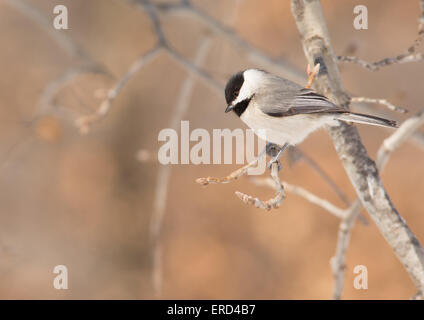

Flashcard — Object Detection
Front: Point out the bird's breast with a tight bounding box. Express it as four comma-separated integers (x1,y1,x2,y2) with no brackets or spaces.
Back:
240,104,335,145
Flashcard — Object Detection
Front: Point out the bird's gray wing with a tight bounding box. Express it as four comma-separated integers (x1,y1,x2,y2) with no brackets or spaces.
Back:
256,77,345,117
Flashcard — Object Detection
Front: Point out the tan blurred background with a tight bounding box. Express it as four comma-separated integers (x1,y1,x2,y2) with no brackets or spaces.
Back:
0,0,423,299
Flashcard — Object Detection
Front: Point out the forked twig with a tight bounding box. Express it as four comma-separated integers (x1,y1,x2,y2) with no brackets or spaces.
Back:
236,163,285,210
75,46,162,134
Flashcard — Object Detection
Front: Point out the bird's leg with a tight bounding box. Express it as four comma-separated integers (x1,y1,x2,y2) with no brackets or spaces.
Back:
305,63,320,89
266,143,289,170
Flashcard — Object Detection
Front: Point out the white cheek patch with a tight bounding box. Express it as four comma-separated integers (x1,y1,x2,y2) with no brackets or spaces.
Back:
234,69,264,105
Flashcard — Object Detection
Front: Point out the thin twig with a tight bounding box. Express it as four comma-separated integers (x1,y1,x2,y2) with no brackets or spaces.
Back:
35,65,106,119
377,110,424,170
75,46,161,134
236,163,285,210
294,149,351,206
338,1,424,72
253,177,346,219
152,0,305,83
330,200,362,299
76,0,224,133
5,0,90,61
351,97,408,114
165,46,222,93
196,150,265,186
337,53,424,71
350,100,424,151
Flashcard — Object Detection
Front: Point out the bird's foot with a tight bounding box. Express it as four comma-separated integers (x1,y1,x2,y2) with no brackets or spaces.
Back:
267,157,282,171
266,143,288,171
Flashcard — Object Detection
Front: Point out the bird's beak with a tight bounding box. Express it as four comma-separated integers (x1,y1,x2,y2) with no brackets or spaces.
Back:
225,104,234,113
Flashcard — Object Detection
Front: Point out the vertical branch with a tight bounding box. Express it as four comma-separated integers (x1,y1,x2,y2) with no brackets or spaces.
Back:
149,38,212,297
291,0,424,297
330,200,361,299
331,111,424,299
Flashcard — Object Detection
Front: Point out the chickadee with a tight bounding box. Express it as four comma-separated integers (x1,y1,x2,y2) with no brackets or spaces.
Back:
224,69,398,161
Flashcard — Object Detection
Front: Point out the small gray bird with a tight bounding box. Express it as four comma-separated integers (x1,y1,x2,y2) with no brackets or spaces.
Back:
224,69,398,161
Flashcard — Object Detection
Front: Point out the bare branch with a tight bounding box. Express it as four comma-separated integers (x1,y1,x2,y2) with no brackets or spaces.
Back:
75,46,161,134
377,110,424,170
293,148,351,207
236,163,285,210
330,200,362,299
149,38,213,297
351,97,408,114
292,0,424,299
337,53,424,71
196,150,265,186
165,46,222,93
338,1,424,71
35,65,106,119
350,100,424,151
5,0,91,62
330,111,424,299
153,0,306,83
253,177,346,219
75,0,225,133
7,0,113,134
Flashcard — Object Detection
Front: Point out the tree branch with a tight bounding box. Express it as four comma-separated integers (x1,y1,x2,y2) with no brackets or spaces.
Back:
5,0,92,62
236,163,285,210
351,97,408,114
377,110,424,170
330,200,362,299
75,46,162,134
291,0,424,298
331,110,424,299
253,177,347,219
153,0,305,83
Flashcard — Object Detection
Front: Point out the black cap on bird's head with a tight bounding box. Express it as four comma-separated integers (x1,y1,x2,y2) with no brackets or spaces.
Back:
225,71,245,109
224,69,265,117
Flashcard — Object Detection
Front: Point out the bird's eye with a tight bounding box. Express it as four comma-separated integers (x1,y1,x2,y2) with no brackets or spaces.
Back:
233,90,239,98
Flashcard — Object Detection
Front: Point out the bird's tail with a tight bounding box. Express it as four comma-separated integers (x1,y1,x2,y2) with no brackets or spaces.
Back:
335,112,399,128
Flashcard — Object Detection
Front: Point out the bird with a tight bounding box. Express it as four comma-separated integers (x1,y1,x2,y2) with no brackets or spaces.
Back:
224,68,398,164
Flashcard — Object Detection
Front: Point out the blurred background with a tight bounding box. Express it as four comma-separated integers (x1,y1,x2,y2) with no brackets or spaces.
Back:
0,0,423,299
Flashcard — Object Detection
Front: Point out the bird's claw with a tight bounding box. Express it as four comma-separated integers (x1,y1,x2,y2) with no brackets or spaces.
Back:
267,158,282,171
